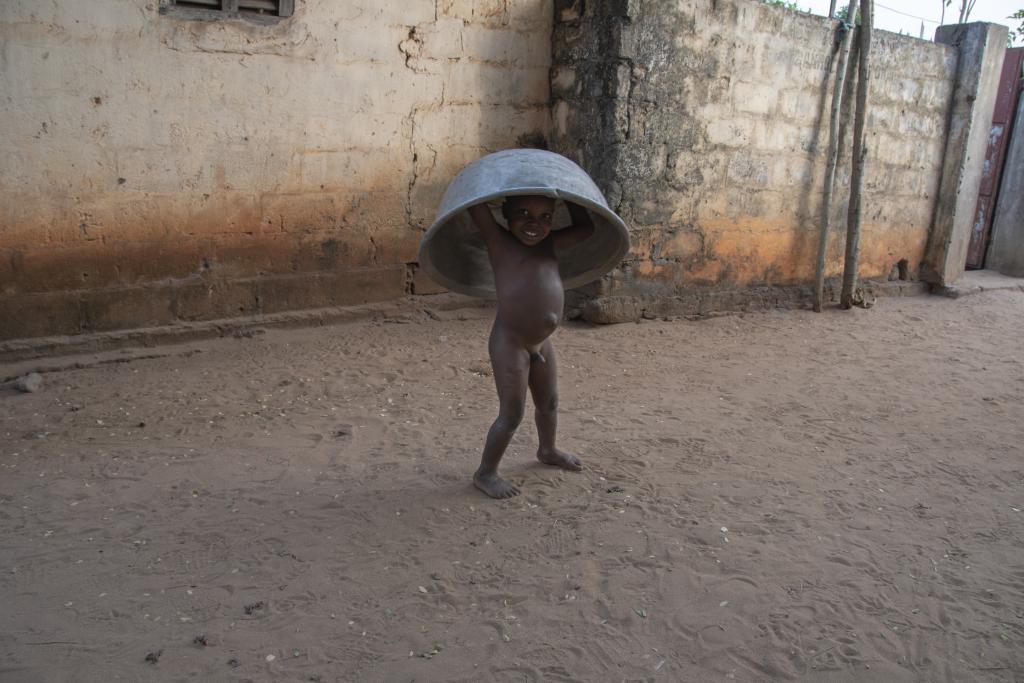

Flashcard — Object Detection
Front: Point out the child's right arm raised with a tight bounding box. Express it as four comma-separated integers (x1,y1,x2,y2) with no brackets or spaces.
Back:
468,203,503,249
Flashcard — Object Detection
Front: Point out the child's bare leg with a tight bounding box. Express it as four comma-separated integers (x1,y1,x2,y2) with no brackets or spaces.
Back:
529,339,582,471
475,323,529,498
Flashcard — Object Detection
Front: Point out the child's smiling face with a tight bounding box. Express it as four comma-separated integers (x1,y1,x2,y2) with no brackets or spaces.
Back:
502,195,555,246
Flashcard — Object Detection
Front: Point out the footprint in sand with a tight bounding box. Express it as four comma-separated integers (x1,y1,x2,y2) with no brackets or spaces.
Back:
331,424,354,441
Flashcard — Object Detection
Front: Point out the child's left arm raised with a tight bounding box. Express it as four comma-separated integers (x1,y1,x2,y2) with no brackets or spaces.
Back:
552,201,595,251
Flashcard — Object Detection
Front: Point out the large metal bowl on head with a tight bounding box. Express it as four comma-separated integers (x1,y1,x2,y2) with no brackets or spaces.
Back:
418,149,630,299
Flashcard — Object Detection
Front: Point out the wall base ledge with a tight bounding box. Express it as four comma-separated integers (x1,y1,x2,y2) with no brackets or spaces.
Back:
576,279,931,324
0,292,491,365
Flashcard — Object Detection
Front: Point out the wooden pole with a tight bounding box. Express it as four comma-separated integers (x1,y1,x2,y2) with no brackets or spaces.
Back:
958,0,977,24
840,0,872,309
829,0,838,18
814,0,860,312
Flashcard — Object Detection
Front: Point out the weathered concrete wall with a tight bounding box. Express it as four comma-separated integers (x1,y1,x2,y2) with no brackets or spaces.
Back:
0,0,551,340
987,93,1024,277
923,22,1008,284
551,0,958,298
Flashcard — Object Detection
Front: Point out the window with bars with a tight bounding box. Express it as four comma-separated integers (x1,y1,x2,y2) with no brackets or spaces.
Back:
164,0,294,19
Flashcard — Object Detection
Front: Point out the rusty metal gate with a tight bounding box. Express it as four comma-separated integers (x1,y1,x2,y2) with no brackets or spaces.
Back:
966,47,1024,269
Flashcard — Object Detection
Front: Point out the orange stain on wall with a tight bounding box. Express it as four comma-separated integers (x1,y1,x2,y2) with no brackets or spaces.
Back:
625,216,926,288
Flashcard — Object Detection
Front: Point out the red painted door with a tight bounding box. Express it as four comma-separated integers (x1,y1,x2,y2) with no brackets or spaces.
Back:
966,47,1024,269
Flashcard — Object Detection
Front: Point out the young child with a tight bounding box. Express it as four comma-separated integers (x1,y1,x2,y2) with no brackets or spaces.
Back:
466,195,595,498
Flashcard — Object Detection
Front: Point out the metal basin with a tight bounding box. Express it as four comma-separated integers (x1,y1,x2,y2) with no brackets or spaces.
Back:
417,149,630,299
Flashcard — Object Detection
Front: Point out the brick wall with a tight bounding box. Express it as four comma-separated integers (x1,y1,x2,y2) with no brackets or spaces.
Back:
551,0,958,297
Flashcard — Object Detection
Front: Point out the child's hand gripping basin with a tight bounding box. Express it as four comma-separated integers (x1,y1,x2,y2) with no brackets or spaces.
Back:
417,149,631,299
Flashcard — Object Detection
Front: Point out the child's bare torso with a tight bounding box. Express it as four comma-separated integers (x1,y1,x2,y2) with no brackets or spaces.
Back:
488,232,563,346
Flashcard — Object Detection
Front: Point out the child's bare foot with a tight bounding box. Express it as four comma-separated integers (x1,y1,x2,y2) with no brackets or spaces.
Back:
537,448,583,471
474,470,520,498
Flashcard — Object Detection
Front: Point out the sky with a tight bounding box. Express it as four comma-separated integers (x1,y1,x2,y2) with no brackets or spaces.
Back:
795,0,1022,44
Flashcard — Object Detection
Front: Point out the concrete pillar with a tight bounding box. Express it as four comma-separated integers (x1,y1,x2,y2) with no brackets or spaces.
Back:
922,22,1007,285
986,93,1024,277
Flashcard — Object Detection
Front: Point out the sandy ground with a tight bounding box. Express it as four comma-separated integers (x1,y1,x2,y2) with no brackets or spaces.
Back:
1,289,1022,682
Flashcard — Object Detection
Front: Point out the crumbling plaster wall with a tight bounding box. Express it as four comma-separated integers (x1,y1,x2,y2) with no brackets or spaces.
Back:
551,0,957,297
0,0,551,340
